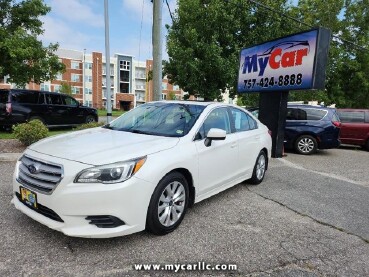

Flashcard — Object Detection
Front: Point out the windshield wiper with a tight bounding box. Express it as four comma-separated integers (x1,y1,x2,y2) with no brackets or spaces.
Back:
130,129,151,135
102,124,114,130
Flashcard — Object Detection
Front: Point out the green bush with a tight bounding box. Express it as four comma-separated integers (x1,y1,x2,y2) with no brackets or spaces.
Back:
74,122,104,131
13,120,49,146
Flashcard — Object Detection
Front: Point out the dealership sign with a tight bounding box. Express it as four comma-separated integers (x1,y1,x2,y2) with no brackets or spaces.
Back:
237,28,331,93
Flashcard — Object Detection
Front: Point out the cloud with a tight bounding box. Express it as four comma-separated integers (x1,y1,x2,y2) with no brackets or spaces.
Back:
122,0,153,24
48,0,104,27
40,16,100,51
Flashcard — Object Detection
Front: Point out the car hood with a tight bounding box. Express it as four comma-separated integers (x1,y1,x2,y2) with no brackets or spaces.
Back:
28,127,180,165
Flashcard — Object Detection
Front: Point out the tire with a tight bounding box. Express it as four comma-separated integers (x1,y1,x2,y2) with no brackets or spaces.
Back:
146,172,189,235
365,140,369,151
294,135,317,155
248,150,267,185
29,116,45,125
85,115,96,123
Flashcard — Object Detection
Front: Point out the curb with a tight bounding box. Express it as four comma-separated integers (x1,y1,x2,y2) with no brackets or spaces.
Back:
0,153,22,162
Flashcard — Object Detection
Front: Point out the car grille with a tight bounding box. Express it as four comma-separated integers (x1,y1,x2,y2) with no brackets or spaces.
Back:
17,155,63,194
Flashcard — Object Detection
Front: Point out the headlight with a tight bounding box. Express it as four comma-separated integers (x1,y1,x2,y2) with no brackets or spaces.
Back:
74,157,146,184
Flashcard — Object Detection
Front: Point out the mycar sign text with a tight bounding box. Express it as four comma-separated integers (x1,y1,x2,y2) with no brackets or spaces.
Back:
237,28,331,93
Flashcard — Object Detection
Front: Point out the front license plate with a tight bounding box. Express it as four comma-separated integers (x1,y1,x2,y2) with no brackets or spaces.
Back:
20,187,38,209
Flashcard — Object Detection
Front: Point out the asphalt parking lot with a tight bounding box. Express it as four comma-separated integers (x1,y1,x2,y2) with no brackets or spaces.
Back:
1,147,368,276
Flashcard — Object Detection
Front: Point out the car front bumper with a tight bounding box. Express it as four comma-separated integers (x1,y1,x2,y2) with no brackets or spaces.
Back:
11,151,155,238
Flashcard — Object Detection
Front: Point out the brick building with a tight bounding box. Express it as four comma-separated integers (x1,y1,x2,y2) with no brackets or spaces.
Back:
0,49,185,111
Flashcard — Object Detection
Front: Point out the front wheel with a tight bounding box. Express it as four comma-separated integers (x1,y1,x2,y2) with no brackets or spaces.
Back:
295,135,317,155
248,151,267,185
85,115,96,123
146,172,189,235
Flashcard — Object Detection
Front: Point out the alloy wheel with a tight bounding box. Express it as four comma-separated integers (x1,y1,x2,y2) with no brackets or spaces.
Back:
158,181,186,227
298,137,315,153
256,154,266,180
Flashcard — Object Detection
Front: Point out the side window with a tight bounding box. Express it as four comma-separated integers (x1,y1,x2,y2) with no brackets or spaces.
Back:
286,108,307,120
305,109,327,120
198,108,231,139
0,91,9,103
248,115,257,130
38,93,45,104
231,108,258,132
338,111,365,123
11,91,39,104
46,94,62,105
63,96,78,106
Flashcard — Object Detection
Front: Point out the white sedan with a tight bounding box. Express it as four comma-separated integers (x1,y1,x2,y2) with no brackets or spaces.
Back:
12,101,272,238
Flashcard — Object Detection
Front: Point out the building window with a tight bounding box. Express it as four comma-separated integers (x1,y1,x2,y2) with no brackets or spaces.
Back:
162,83,168,90
162,93,167,100
120,60,130,70
85,63,92,70
84,88,92,94
71,87,80,94
56,73,63,81
53,85,61,93
87,76,92,82
173,85,180,91
71,74,81,82
40,84,50,91
71,61,80,69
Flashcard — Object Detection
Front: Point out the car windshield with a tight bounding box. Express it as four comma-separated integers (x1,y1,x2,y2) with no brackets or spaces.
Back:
104,103,206,137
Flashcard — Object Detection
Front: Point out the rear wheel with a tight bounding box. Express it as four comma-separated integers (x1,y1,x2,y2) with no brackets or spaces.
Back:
85,115,96,123
248,151,267,185
295,135,317,155
29,116,45,125
146,172,189,235
365,140,369,151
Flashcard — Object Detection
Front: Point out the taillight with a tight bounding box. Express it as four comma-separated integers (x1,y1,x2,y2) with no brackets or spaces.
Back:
6,103,12,114
268,130,272,136
332,121,341,128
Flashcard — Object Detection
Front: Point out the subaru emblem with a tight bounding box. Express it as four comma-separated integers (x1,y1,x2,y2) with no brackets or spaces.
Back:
28,163,41,174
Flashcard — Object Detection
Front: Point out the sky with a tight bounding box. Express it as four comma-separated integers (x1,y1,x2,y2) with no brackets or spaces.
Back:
40,0,176,61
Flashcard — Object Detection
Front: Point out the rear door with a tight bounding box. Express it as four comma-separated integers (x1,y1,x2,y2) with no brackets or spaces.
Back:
45,93,69,125
230,107,261,178
339,111,367,144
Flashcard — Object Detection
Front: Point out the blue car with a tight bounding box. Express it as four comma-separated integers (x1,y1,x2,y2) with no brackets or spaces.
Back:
249,105,341,155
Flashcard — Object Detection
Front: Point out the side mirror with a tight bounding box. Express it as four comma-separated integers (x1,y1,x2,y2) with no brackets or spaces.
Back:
204,128,226,147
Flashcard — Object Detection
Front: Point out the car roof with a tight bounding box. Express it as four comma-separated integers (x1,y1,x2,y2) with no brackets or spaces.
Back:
338,108,369,112
288,104,335,110
149,100,238,107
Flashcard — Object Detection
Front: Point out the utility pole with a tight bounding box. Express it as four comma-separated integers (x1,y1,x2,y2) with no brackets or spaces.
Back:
82,48,86,106
152,0,163,101
104,0,112,123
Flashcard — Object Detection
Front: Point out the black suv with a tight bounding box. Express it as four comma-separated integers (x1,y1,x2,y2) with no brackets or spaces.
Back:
0,89,98,128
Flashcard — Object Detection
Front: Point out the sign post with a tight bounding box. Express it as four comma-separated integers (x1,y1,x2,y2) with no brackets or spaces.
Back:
237,28,331,158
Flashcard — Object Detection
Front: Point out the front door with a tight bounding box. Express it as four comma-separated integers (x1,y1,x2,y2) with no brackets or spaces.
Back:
194,107,239,196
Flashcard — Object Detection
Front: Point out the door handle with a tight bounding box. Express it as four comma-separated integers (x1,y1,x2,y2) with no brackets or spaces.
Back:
230,143,237,148
255,136,261,140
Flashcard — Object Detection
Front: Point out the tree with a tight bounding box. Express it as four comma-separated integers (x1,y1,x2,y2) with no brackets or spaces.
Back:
164,0,294,101
166,0,369,107
59,82,72,95
289,0,369,108
0,0,65,87
167,91,176,100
